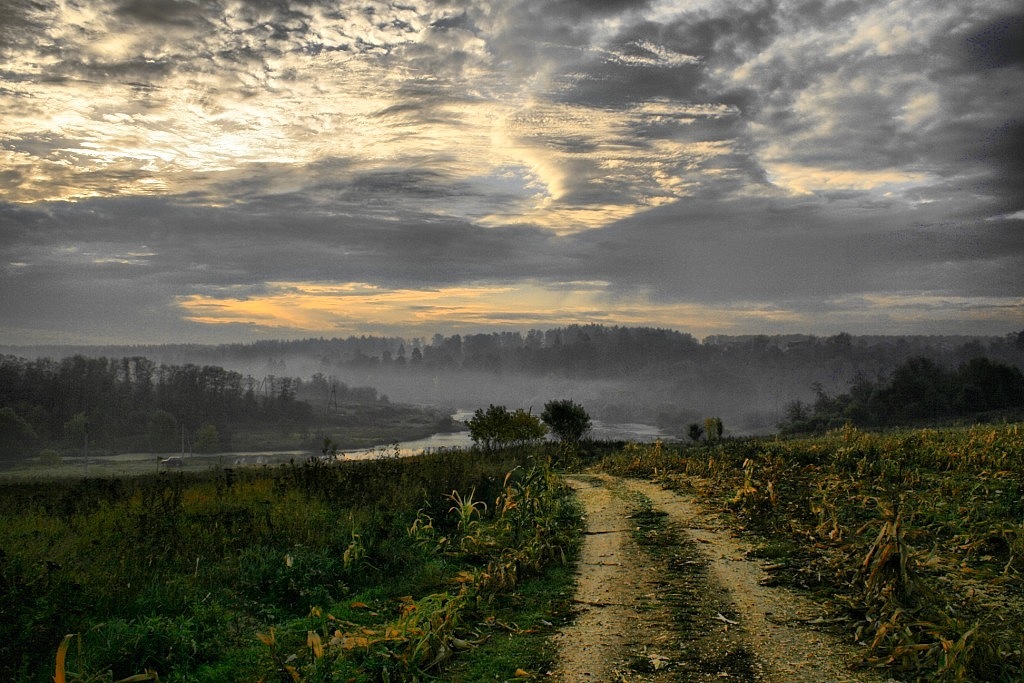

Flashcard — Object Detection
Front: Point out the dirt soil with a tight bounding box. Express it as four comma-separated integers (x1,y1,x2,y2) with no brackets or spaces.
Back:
551,473,895,682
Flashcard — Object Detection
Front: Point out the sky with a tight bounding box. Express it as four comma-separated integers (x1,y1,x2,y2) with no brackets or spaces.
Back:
1,0,1023,346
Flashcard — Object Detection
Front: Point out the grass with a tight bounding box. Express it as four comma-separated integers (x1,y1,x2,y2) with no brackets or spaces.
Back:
18,422,1017,681
443,561,577,681
598,423,1024,682
0,445,580,683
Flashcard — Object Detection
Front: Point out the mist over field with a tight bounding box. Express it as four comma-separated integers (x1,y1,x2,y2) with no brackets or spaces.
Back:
8,326,1023,436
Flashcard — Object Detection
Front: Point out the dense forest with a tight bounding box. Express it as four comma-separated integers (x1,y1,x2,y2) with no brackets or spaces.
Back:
779,355,1024,433
0,355,403,461
16,326,1022,378
4,326,1023,436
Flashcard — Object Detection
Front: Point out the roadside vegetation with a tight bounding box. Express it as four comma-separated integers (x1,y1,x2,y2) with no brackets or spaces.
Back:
599,423,1024,682
0,446,580,682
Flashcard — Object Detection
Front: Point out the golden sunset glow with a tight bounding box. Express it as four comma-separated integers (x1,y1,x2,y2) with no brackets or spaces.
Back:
174,280,985,340
762,163,932,196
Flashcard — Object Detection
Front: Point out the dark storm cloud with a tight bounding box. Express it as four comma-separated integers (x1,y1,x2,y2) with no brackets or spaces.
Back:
665,2,779,65
916,10,1024,209
964,12,1024,70
553,47,704,108
6,184,1019,338
983,119,1024,206
566,195,1024,303
114,0,209,27
540,0,651,19
0,0,46,52
0,195,563,289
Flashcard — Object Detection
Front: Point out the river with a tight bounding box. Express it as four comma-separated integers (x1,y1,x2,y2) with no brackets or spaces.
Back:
344,413,672,460
1,411,672,478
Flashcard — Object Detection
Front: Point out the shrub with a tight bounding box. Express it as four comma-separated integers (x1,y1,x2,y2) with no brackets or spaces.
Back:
541,399,592,444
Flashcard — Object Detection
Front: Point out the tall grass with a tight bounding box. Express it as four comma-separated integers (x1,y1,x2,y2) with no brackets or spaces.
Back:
0,446,579,682
262,459,580,682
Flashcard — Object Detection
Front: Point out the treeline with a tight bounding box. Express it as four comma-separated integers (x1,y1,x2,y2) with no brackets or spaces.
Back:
7,326,1024,435
213,325,705,376
780,356,1024,433
11,327,1024,383
214,326,1023,381
0,355,349,459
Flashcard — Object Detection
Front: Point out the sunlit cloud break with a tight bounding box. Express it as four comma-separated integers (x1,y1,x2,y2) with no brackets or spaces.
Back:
176,282,1023,340
0,0,1022,345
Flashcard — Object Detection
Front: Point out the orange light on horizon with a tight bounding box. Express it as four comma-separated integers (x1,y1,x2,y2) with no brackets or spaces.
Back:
176,280,816,337
177,281,1024,339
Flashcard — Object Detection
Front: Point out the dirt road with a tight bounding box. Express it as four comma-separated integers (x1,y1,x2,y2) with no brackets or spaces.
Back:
552,473,892,682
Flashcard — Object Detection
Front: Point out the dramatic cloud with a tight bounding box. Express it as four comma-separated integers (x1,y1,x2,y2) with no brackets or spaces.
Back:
1,0,1022,344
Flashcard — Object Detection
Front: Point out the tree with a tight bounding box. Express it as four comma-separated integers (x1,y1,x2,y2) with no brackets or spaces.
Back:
509,408,548,446
147,409,178,452
882,357,952,421
687,422,704,442
467,404,547,451
541,399,592,443
704,416,723,441
0,407,38,460
194,424,220,453
64,412,89,450
956,357,1024,413
467,405,507,451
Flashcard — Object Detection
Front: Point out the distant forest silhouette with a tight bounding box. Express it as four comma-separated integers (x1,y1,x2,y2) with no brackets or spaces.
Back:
0,355,396,459
780,355,1024,433
4,325,1023,439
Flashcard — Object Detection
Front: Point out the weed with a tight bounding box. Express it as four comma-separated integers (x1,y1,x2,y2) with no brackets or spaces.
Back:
53,633,160,683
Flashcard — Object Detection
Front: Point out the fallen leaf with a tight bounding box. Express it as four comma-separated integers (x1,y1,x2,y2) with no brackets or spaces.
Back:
341,636,370,650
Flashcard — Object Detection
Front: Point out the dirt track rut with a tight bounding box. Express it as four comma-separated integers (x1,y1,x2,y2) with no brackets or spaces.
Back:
552,473,890,682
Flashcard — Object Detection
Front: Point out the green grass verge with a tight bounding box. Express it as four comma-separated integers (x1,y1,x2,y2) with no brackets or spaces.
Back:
0,445,583,682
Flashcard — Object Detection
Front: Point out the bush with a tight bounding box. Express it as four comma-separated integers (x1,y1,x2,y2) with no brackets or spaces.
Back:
467,405,547,451
541,399,592,444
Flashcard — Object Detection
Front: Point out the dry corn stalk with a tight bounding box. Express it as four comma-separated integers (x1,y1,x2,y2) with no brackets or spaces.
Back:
862,500,915,603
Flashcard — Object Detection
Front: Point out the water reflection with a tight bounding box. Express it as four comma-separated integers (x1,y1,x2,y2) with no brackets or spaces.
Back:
348,413,671,460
